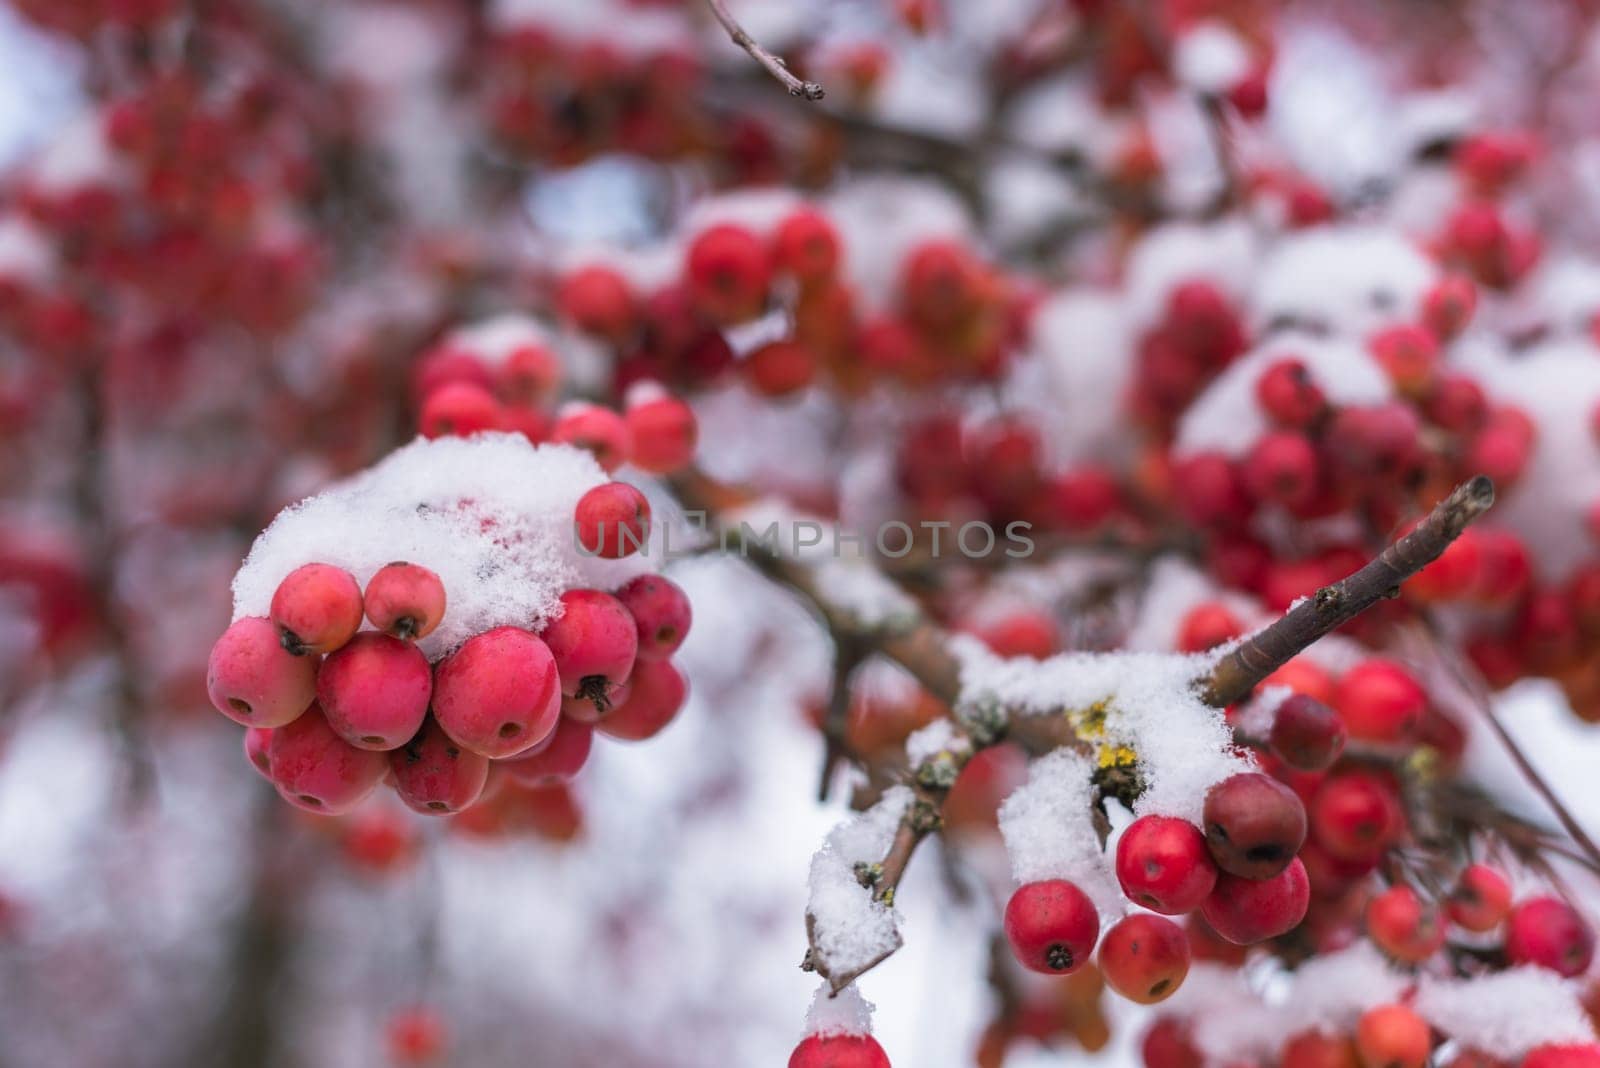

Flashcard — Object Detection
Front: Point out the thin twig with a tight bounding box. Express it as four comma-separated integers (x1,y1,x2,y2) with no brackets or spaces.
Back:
704,0,824,100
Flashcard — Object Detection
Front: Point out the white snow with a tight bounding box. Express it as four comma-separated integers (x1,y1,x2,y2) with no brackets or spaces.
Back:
803,982,875,1038
805,786,912,982
231,435,657,659
904,719,968,768
1123,220,1257,325
1415,968,1597,1059
825,177,973,308
1251,226,1437,335
441,313,557,368
1175,22,1253,95
997,748,1122,918
0,215,53,281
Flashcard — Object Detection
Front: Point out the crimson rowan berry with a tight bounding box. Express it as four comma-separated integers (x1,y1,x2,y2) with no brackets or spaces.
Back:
1200,857,1309,944
1115,815,1218,915
390,717,490,815
615,574,692,660
1003,879,1099,974
597,657,686,741
1202,772,1307,880
267,703,388,814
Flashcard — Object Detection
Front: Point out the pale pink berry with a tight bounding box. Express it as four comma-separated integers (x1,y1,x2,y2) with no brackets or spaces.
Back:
207,616,318,727
540,589,638,711
598,658,687,741
270,563,364,655
502,717,594,786
316,633,433,750
268,703,388,814
363,561,447,640
390,718,490,815
432,626,561,758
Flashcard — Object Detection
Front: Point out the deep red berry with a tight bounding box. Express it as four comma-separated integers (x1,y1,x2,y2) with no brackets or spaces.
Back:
1408,526,1483,603
1505,897,1596,978
1333,659,1426,744
1255,358,1326,428
1247,432,1322,510
772,207,841,286
550,403,632,473
597,657,687,741
1171,452,1249,527
788,1034,891,1068
389,717,488,815
1368,324,1440,394
1366,885,1446,963
1200,857,1309,945
432,626,561,758
1052,466,1120,530
574,482,651,559
557,264,636,342
207,616,319,727
1445,864,1512,932
267,703,388,814
503,717,594,786
1281,1030,1360,1068
1310,768,1405,861
615,574,692,660
1115,815,1218,914
270,562,364,655
363,561,447,641
1176,601,1244,653
1524,1045,1600,1068
1269,693,1347,771
686,223,773,324
1098,913,1191,1004
1422,274,1477,340
1202,772,1308,880
1003,879,1100,974
317,632,432,750
419,381,503,440
623,386,697,474
1141,1017,1203,1068
747,339,817,397
496,343,561,407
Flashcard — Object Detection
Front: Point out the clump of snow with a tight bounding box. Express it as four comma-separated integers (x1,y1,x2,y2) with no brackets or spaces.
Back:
825,177,973,308
997,748,1122,917
1175,21,1252,94
489,0,691,56
25,112,120,193
231,434,657,660
1252,227,1436,335
0,216,53,282
1123,220,1257,325
1529,258,1600,337
1415,967,1597,1059
867,49,987,140
956,637,1250,824
806,786,912,980
904,719,967,767
1013,289,1136,463
1003,76,1109,158
803,982,875,1038
1174,331,1393,458
441,313,557,367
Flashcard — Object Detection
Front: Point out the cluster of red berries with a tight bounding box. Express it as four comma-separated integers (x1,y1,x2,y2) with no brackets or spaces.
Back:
556,206,1024,398
1432,130,1543,291
208,549,691,816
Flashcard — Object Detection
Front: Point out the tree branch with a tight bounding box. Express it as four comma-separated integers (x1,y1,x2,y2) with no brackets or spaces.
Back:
1199,477,1496,707
704,0,824,100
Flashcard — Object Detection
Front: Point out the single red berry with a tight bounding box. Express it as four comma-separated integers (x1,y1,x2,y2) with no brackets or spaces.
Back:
1424,373,1488,434
207,616,318,727
502,717,594,786
747,339,817,398
1472,529,1531,603
1466,407,1535,488
1176,601,1244,653
1202,772,1308,880
432,626,561,759
899,240,987,333
1446,864,1512,932
268,703,389,814
390,717,489,815
615,574,692,660
1141,1017,1203,1068
243,726,274,780
1171,452,1249,527
1256,358,1326,428
1269,693,1347,771
386,1004,448,1065
1333,659,1427,744
1200,857,1309,945
1355,1004,1431,1068
1115,815,1218,915
597,657,687,741
496,343,562,407
1368,323,1440,394
341,807,418,873
557,264,636,341
550,403,632,473
419,381,503,439
624,386,697,474
686,223,773,324
788,1034,891,1068
1506,897,1596,978
1310,768,1405,861
270,562,364,656
1281,1030,1360,1068
540,588,639,709
1003,879,1100,974
1098,913,1191,1004
772,207,842,286
968,610,1059,659
1422,274,1477,340
317,633,433,750
1524,1045,1600,1068
411,345,494,406
363,561,447,641
1408,526,1483,603
574,482,651,559
1052,466,1120,530
1366,885,1446,963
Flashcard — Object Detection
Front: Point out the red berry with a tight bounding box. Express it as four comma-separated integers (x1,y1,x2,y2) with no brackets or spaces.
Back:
615,574,692,660
1368,324,1440,394
390,717,490,815
1424,373,1488,434
268,703,388,814
788,1034,891,1068
746,339,817,397
1099,913,1191,1003
574,482,651,559
1408,526,1483,603
686,223,773,324
1355,1004,1431,1068
899,240,986,332
496,343,562,407
1282,1030,1361,1068
1202,772,1308,880
624,387,697,474
1171,452,1249,527
597,657,687,741
1310,768,1405,861
1333,659,1426,744
550,403,632,473
1506,897,1596,977
317,633,432,750
363,562,447,641
1142,1018,1203,1068
1366,885,1446,963
386,1004,448,1065
1115,815,1218,914
1176,601,1244,653
341,807,418,872
1003,879,1100,974
432,626,561,758
270,562,364,656
1472,529,1531,603
207,616,318,727
1052,466,1120,530
1422,275,1477,340
243,726,274,780
1524,1045,1600,1068
1200,857,1309,945
1256,358,1326,428
772,207,841,286
412,345,494,406
419,381,503,439
541,588,639,708
1446,864,1512,932
1269,693,1347,771
502,717,594,786
1326,403,1422,485
557,264,636,341
1467,407,1536,488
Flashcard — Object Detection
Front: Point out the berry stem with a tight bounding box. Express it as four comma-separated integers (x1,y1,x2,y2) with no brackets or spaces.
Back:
703,0,825,101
